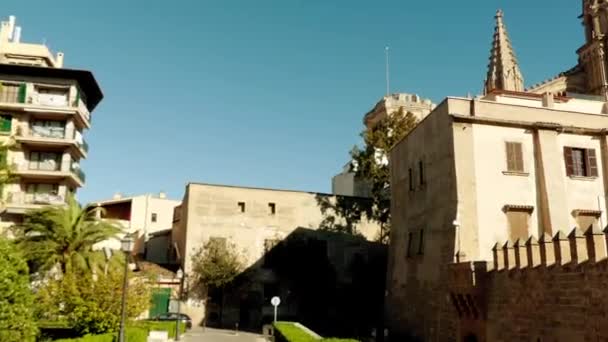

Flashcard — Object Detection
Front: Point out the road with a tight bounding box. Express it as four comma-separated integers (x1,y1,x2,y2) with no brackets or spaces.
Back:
181,327,268,342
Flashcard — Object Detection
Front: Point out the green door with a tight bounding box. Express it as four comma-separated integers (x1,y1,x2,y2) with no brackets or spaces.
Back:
149,288,171,318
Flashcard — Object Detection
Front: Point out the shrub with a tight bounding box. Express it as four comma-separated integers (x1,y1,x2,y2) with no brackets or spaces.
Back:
52,323,183,342
274,322,360,342
0,236,38,342
36,270,152,335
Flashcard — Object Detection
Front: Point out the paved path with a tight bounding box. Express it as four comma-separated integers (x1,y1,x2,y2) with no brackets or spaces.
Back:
181,327,267,342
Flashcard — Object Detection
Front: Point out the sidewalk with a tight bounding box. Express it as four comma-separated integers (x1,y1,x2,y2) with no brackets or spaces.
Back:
180,327,267,342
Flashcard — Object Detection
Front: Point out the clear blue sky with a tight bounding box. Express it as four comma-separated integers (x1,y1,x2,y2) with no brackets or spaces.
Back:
2,0,582,203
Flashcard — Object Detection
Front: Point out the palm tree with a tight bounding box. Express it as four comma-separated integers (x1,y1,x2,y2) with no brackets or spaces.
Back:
12,194,123,275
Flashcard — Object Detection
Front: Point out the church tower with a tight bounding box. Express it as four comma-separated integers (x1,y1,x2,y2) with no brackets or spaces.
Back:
578,0,608,99
484,10,524,94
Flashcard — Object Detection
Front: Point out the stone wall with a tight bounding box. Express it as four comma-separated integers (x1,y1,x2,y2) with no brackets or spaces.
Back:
448,226,608,341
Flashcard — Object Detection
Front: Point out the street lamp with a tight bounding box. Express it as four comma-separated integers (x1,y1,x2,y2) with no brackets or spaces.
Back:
118,237,134,342
175,268,184,341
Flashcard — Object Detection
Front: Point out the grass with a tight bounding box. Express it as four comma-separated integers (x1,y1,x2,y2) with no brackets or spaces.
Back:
273,322,360,342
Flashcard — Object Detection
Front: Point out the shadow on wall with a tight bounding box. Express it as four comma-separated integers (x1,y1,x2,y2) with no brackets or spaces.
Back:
203,227,387,340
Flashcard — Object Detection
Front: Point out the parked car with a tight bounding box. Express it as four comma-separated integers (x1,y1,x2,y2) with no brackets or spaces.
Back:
149,312,193,329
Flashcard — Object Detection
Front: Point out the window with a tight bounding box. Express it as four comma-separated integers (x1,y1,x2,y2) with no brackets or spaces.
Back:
573,210,601,230
418,229,425,255
406,232,414,257
408,168,414,191
151,213,157,223
419,160,425,185
564,147,598,177
268,202,276,215
503,205,533,242
0,83,20,103
31,120,66,138
29,151,61,171
505,142,524,172
238,202,246,213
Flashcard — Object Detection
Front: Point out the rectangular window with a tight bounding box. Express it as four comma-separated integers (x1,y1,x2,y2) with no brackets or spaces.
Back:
418,229,425,255
504,206,533,242
268,202,276,215
28,151,61,171
0,115,11,133
564,147,598,177
505,142,524,172
419,160,425,185
31,120,66,138
238,202,246,213
406,232,414,257
0,83,20,103
408,168,414,191
151,213,157,223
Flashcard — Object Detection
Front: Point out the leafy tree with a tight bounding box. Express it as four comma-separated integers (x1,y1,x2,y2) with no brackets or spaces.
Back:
350,108,418,242
12,194,122,275
0,236,38,342
189,239,244,325
36,268,152,335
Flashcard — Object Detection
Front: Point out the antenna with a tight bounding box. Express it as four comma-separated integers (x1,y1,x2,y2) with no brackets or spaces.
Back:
385,46,390,96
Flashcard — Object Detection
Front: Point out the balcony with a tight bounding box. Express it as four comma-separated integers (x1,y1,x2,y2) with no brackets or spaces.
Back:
15,126,89,158
11,161,85,187
4,191,66,214
0,84,91,127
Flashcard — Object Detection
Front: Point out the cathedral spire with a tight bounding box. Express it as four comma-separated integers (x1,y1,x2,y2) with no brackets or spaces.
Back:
484,9,524,94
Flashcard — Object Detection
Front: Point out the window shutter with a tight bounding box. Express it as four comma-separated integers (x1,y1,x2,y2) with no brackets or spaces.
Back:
564,147,574,176
587,148,598,177
506,143,515,171
17,83,26,104
514,143,523,172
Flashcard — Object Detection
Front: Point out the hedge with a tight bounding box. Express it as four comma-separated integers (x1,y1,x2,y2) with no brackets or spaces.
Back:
53,321,185,342
273,322,360,342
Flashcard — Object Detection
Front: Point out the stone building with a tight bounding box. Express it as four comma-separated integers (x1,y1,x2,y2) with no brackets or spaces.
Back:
332,93,435,197
0,16,102,229
171,182,386,335
386,5,608,341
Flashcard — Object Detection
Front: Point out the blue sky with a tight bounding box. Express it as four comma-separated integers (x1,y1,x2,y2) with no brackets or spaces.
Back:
1,1,582,203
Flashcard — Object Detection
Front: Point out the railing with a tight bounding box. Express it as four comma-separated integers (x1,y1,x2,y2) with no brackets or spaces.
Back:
6,191,65,205
28,125,66,139
71,166,86,183
77,139,89,153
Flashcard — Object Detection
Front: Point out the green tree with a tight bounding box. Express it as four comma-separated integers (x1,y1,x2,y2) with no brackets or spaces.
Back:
350,108,418,242
12,194,123,275
0,236,38,342
36,268,152,335
190,239,244,325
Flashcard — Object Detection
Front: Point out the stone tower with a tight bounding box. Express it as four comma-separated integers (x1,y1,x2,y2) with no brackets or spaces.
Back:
578,0,608,99
484,10,524,94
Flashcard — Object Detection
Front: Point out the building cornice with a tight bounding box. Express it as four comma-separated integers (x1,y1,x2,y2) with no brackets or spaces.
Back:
450,113,607,135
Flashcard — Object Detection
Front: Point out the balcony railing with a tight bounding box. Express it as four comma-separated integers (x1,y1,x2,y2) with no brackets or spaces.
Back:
71,166,86,183
76,139,89,153
0,83,91,124
6,191,65,205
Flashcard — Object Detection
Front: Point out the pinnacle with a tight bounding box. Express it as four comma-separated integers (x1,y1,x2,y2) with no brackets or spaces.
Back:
484,9,524,94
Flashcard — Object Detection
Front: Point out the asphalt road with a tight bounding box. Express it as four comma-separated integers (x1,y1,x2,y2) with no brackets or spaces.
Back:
181,327,267,342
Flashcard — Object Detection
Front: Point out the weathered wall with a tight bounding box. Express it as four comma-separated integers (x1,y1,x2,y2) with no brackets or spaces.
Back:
387,101,459,341
448,227,608,342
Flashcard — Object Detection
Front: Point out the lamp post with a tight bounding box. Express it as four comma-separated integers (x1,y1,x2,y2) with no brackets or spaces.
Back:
118,237,134,342
175,268,184,341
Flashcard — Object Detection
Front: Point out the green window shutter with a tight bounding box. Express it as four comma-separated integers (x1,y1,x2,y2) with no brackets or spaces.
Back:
1,116,11,132
17,83,26,103
74,88,80,107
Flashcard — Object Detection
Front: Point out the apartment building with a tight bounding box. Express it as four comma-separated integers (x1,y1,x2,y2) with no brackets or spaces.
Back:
90,192,180,257
0,16,102,228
